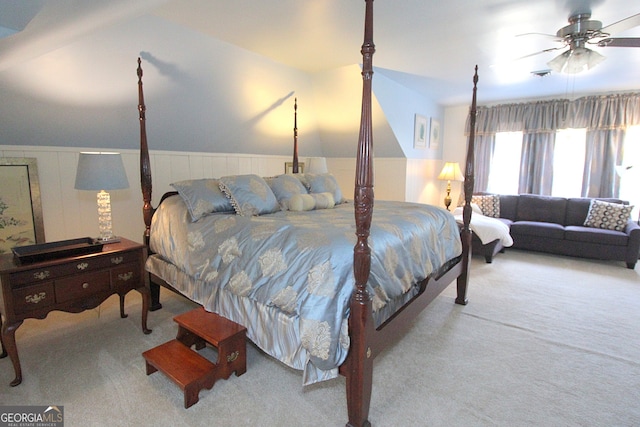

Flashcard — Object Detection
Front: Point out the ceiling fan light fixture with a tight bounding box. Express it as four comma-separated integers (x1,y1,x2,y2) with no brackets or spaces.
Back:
547,47,605,74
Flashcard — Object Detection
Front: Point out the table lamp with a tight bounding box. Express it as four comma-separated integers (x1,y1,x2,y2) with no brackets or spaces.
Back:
307,157,328,174
438,162,464,210
75,152,129,242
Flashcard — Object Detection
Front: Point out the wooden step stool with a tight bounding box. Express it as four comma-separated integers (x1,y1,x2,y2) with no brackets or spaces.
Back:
142,307,247,408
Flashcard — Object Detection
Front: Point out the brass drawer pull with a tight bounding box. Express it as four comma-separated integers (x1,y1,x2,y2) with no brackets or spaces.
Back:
118,272,134,282
82,282,89,289
77,262,89,270
111,256,124,265
33,271,50,280
25,292,47,304
227,351,240,363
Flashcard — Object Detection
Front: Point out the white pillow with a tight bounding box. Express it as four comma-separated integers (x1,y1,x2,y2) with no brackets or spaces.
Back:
288,194,315,211
288,192,336,212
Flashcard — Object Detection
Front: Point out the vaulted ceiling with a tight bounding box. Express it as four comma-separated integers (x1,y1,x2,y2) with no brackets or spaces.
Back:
0,0,638,106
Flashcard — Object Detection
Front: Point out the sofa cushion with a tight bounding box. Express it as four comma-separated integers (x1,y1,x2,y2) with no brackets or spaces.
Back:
498,195,519,221
516,194,567,224
510,221,565,239
565,226,628,246
583,199,633,231
497,218,513,228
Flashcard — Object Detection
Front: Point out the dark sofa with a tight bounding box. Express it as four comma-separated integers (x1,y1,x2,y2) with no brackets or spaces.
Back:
473,193,640,268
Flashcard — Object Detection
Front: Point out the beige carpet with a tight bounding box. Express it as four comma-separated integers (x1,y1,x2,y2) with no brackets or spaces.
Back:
1,250,639,426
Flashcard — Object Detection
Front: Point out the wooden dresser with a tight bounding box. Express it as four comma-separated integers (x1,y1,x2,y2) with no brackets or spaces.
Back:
0,238,151,386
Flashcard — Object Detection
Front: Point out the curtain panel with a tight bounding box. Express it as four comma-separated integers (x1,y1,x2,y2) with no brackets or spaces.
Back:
465,92,640,195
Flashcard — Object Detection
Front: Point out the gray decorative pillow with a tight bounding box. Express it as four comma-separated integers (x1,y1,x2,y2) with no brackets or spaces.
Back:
171,179,234,221
471,194,500,218
218,174,280,216
267,174,309,210
584,199,633,231
303,173,345,204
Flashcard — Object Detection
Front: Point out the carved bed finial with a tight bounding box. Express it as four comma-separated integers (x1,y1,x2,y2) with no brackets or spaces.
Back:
293,98,299,173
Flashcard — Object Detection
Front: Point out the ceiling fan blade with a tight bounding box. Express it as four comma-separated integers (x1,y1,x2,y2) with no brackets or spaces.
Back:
600,13,640,35
490,46,565,68
516,32,562,41
598,37,640,48
514,46,564,60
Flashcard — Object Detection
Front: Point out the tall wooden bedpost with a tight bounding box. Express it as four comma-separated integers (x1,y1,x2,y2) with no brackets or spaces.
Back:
292,98,299,173
344,0,375,426
138,57,161,311
138,57,153,244
456,65,478,305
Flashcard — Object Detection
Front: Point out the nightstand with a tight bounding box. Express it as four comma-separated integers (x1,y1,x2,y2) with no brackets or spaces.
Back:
0,237,151,386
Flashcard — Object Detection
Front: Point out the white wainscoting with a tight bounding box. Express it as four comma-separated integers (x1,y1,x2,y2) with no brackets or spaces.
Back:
0,146,291,244
1,146,425,246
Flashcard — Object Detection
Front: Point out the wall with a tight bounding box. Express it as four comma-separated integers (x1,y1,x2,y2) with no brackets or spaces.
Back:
440,104,470,207
373,69,444,160
0,14,324,156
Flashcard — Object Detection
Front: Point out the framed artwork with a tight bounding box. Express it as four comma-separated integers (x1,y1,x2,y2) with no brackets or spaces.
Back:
429,118,441,150
414,114,428,149
0,158,45,254
285,162,305,174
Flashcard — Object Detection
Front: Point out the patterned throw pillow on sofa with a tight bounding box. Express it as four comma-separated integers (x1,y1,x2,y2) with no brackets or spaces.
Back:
583,199,633,231
470,194,500,218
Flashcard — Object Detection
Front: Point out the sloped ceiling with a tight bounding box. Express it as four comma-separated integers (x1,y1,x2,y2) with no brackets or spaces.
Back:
0,0,639,106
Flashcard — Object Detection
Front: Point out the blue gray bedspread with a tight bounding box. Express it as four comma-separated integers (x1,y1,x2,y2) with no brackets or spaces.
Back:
148,195,461,382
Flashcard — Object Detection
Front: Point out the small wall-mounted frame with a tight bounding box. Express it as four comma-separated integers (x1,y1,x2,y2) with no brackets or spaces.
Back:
429,118,441,150
414,114,428,149
285,162,305,174
0,158,45,254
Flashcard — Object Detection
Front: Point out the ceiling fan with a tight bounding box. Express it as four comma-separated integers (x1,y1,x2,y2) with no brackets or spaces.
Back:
518,12,640,74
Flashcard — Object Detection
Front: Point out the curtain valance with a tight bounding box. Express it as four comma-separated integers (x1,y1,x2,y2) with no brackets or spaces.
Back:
467,92,640,135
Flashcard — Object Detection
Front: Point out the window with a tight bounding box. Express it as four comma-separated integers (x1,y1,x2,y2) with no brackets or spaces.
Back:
486,127,638,202
620,125,640,221
551,128,586,197
487,132,522,195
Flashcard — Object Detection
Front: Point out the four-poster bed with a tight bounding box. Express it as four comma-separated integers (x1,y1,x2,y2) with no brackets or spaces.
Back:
137,1,477,425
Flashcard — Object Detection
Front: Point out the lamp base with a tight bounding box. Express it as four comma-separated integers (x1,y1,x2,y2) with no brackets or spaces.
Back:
444,183,452,211
444,196,452,211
